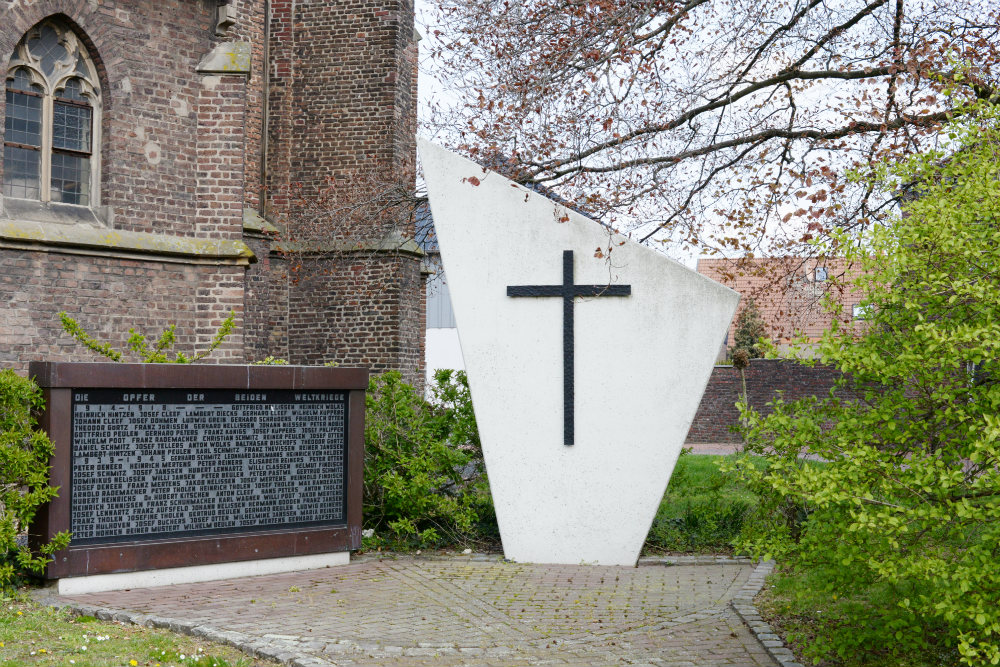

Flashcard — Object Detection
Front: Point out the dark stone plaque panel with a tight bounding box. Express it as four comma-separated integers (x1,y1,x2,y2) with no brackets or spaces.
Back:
28,362,368,579
70,389,348,545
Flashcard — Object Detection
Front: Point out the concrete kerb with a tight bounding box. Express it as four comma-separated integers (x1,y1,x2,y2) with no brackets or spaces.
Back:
729,559,805,667
32,553,787,667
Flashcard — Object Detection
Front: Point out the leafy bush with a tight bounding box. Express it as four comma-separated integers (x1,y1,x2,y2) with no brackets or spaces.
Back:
0,370,71,590
363,369,493,548
759,566,960,667
730,105,1000,665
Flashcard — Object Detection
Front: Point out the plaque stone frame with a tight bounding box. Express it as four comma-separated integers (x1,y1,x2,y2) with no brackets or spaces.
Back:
28,362,367,580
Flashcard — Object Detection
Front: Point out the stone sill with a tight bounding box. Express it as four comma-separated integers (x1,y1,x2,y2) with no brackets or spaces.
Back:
241,209,423,260
0,218,256,266
242,207,279,235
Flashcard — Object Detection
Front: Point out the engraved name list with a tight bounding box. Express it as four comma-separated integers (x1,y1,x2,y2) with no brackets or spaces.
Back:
70,389,347,545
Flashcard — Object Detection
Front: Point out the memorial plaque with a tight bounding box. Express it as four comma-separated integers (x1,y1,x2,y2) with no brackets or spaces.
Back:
28,362,368,579
70,389,348,544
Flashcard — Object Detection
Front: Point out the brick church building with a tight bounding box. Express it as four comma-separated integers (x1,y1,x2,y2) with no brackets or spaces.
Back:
0,0,424,382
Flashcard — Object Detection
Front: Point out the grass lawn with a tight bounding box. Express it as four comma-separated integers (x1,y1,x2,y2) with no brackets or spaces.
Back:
644,451,765,554
0,593,277,667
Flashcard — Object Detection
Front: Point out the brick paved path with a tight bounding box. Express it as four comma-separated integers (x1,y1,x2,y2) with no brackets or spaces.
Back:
61,556,777,667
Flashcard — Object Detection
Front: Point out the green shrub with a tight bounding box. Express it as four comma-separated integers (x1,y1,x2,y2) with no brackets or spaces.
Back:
363,370,493,548
760,566,960,667
730,299,768,360
0,371,71,590
730,104,1000,665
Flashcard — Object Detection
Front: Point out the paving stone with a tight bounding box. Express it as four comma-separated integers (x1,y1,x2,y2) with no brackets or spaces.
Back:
57,556,781,666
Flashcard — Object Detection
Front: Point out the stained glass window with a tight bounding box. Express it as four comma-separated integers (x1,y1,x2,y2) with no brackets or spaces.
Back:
26,25,69,78
53,97,92,152
3,20,100,207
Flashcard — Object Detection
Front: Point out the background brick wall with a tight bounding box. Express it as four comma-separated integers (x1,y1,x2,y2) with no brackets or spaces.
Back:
196,76,247,241
279,253,424,383
686,359,851,443
241,233,277,361
265,0,416,199
229,0,267,212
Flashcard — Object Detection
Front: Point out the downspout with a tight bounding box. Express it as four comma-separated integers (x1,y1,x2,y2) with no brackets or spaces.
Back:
258,0,270,216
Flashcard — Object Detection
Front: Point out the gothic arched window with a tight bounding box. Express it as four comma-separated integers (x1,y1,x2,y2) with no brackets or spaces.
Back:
3,19,101,207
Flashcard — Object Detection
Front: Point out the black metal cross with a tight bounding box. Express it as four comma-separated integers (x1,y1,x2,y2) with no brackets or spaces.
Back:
507,250,631,446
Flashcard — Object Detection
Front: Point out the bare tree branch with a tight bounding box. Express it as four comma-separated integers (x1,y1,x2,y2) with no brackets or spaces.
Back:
425,0,1000,256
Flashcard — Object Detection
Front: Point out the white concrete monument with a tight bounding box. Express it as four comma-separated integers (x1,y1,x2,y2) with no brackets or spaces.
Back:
419,140,739,566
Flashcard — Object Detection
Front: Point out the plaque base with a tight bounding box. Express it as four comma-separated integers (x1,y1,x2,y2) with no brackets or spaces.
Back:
53,551,351,595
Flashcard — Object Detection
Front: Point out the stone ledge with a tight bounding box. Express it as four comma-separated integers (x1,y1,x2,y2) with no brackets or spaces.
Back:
247,217,424,259
197,41,251,75
0,218,256,266
273,234,424,259
242,207,279,235
639,554,755,566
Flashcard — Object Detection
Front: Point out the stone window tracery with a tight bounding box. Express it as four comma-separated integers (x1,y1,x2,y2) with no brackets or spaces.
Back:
3,19,100,207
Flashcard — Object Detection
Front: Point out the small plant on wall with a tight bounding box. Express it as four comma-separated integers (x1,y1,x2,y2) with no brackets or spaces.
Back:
0,370,71,590
59,311,236,363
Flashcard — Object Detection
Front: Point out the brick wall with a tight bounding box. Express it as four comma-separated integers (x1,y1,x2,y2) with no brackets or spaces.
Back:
0,0,250,372
262,0,425,385
280,253,424,384
0,0,424,380
241,233,275,361
196,76,247,241
0,0,240,238
0,251,245,369
697,258,865,347
266,0,416,197
686,359,850,443
229,0,267,212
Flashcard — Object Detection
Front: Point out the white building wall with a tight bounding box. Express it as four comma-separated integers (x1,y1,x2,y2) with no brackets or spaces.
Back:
425,263,465,387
